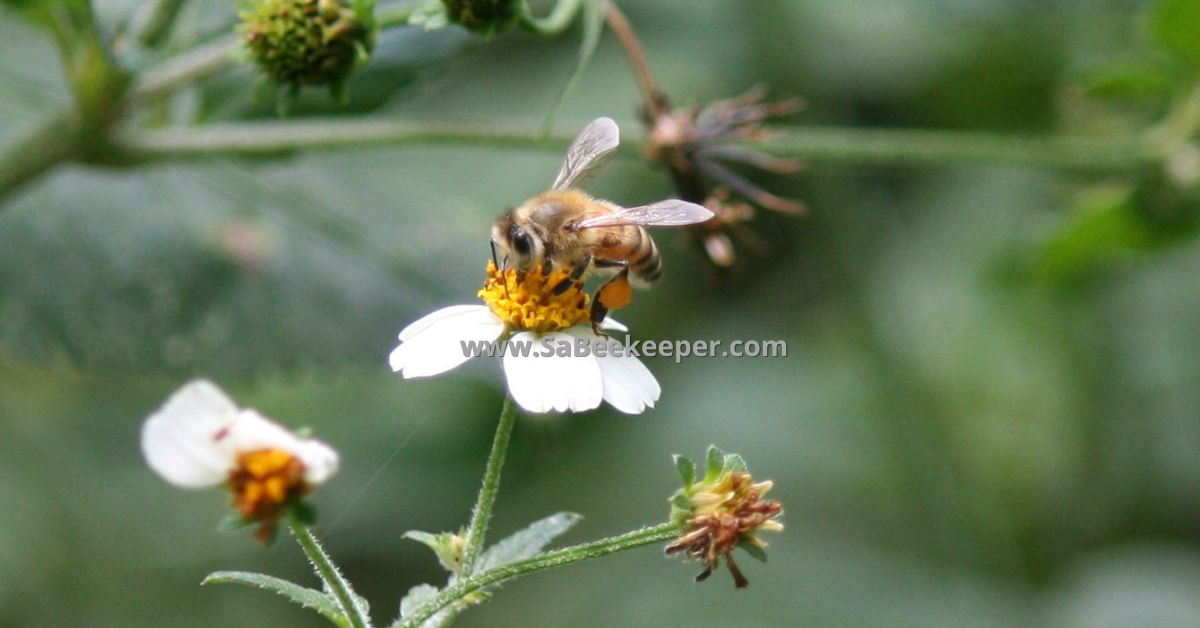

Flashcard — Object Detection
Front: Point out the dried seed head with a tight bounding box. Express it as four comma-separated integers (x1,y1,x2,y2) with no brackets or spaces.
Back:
666,446,783,589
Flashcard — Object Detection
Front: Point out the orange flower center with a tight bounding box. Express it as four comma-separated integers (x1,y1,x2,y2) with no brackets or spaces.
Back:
477,261,590,335
228,448,309,541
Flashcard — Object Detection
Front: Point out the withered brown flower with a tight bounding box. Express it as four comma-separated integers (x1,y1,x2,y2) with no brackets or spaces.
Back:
643,86,803,267
666,447,783,589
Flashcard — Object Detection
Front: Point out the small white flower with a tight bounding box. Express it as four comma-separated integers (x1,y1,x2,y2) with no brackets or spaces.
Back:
389,304,661,415
141,379,339,488
141,379,338,541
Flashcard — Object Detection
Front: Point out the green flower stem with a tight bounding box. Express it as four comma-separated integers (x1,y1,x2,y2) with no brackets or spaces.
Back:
0,113,78,204
126,34,240,105
460,394,519,574
520,0,584,36
395,522,677,628
108,118,579,160
131,0,193,47
763,127,1155,171
110,118,1159,172
288,515,372,628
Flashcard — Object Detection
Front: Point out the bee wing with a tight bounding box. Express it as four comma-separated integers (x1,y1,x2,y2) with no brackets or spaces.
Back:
572,200,715,230
551,117,621,190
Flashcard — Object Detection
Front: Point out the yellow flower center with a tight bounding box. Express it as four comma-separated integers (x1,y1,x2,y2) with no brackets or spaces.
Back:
478,261,590,335
228,448,309,541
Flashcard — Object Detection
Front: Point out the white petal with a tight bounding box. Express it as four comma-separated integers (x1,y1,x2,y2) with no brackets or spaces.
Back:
598,317,628,332
141,380,239,488
389,305,505,379
399,304,494,342
595,351,661,414
224,409,306,452
296,440,340,484
225,410,340,485
503,331,603,413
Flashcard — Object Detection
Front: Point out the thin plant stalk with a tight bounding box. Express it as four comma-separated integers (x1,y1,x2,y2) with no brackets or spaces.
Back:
460,394,520,574
289,515,373,628
396,522,677,628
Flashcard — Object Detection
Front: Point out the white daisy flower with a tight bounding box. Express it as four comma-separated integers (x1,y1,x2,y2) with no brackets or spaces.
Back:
389,262,661,415
141,379,339,540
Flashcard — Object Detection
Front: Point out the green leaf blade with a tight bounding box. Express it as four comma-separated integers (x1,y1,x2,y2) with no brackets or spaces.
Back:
476,512,583,573
1147,0,1200,71
203,570,347,627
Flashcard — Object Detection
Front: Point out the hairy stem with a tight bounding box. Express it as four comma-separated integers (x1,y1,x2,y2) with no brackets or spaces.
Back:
395,522,677,628
460,395,520,574
289,516,373,628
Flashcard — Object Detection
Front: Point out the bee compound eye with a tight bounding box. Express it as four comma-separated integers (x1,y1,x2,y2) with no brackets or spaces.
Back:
509,226,534,258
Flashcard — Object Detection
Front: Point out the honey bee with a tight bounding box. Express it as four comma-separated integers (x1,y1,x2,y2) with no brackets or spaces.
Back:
492,117,713,327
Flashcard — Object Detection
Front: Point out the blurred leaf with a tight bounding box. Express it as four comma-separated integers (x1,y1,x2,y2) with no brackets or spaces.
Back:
1072,55,1175,107
476,512,582,572
398,583,439,621
1146,0,1200,71
203,570,348,626
739,540,768,563
0,165,438,376
1032,187,1152,282
216,513,254,533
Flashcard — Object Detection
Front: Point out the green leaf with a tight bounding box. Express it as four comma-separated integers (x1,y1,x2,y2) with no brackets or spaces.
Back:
476,512,583,573
1146,0,1200,71
0,165,440,377
673,454,695,487
216,513,254,533
203,571,347,627
704,445,725,482
739,540,769,563
722,453,747,474
1030,187,1152,283
404,529,465,574
1072,55,1175,107
398,583,439,621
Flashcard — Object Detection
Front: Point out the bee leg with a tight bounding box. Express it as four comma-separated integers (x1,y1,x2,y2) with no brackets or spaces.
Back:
591,269,633,335
551,253,592,296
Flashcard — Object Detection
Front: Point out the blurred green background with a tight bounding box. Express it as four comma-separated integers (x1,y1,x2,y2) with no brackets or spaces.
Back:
4,0,1200,627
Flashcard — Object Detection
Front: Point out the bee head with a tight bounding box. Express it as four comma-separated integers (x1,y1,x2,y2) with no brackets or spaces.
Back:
491,210,545,272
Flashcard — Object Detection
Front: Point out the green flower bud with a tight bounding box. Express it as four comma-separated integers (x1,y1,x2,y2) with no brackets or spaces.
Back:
238,0,374,94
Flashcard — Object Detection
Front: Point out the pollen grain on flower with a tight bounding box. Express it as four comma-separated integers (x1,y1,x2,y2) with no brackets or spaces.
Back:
477,261,591,335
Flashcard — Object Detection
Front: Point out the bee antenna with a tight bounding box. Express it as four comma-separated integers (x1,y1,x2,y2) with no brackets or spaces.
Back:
490,239,513,300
